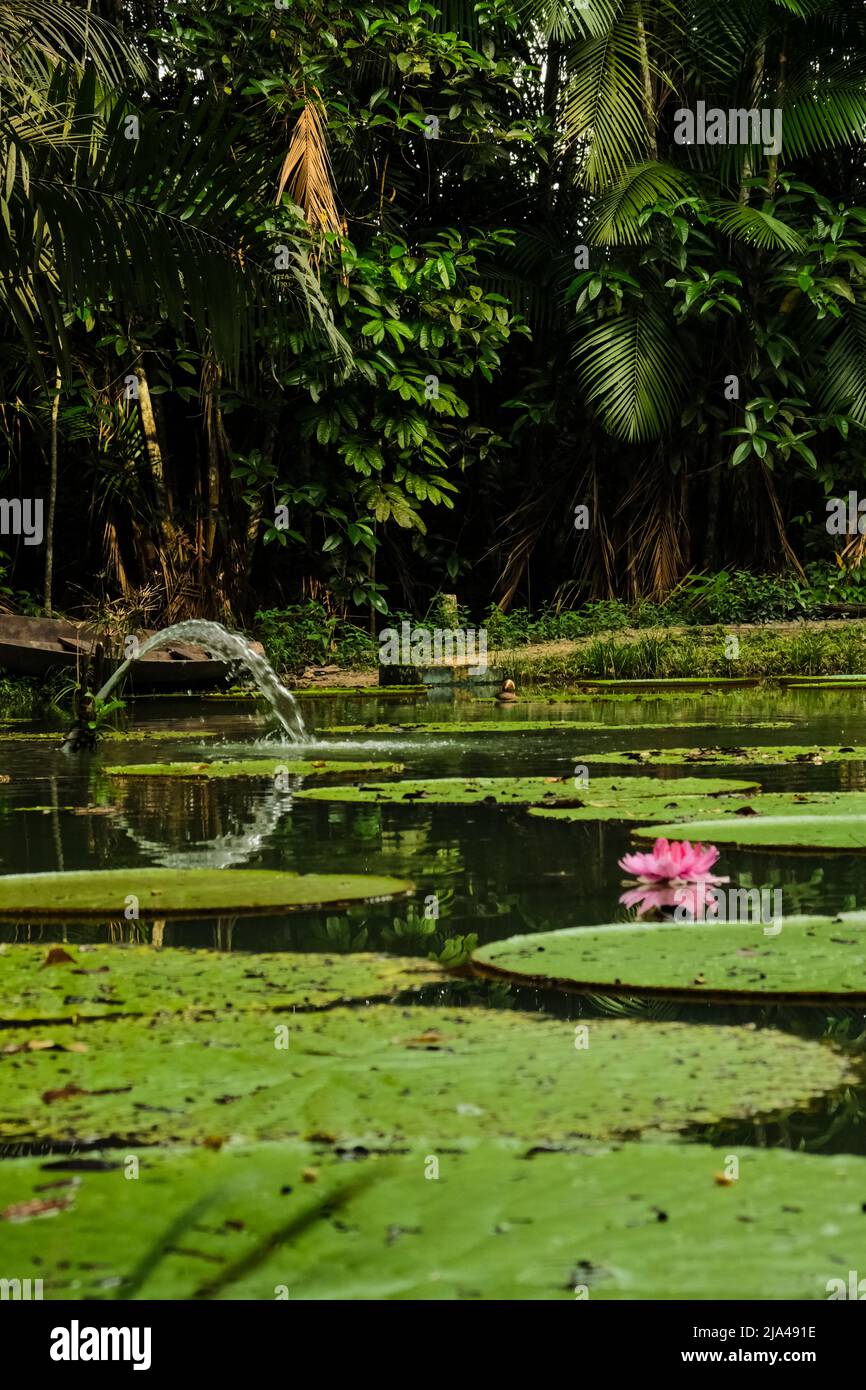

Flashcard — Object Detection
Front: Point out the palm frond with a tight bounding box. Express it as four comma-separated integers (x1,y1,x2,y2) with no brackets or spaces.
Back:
0,83,349,378
589,159,695,243
572,292,688,440
711,199,807,251
0,0,146,88
821,303,866,425
276,96,342,236
518,0,621,42
781,83,866,158
562,3,650,189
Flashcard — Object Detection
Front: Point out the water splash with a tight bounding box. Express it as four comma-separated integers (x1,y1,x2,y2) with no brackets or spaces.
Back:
94,620,307,743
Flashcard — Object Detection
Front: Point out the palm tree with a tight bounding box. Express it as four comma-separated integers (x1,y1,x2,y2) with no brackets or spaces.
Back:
0,1,350,617
0,1,345,375
494,0,866,599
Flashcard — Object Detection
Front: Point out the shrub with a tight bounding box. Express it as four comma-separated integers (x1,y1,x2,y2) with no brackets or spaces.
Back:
254,603,376,674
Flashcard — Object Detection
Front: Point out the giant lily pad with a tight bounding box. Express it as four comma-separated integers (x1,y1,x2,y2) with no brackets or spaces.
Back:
633,797,866,850
0,945,443,1023
0,1005,851,1149
533,789,866,828
321,719,791,735
294,774,760,807
105,759,404,782
586,745,866,766
781,676,866,688
0,729,222,742
0,869,414,922
472,915,866,1002
527,792,757,824
1,1140,864,1300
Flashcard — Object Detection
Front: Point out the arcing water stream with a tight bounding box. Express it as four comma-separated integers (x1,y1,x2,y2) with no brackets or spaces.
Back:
75,620,308,747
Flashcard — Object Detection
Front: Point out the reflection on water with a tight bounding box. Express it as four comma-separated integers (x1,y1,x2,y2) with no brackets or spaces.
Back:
2,684,866,1154
112,779,294,869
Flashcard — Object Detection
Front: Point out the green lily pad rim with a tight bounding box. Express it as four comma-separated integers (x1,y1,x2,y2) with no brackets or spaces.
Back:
472,919,866,1006
104,759,405,781
631,815,866,854
0,868,415,922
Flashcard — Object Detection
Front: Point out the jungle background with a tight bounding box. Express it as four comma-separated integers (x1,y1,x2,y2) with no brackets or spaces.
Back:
3,0,866,663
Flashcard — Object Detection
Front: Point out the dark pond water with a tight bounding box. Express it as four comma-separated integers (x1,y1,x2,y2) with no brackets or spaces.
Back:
2,685,866,1158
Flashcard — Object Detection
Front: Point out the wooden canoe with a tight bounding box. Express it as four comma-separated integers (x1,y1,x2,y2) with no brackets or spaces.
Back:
0,616,257,689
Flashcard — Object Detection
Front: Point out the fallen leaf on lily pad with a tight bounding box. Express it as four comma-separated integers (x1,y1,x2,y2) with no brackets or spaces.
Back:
1,1194,74,1222
42,948,75,968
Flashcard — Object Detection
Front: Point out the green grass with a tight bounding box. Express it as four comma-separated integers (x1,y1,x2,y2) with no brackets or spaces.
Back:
504,625,866,686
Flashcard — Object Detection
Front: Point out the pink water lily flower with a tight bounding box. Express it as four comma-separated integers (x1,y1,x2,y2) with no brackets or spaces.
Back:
618,837,728,885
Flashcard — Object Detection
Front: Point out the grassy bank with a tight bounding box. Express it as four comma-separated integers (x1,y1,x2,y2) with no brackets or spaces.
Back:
502,622,866,686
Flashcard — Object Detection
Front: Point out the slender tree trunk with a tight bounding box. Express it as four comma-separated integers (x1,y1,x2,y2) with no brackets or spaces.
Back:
766,32,786,196
541,39,562,212
739,31,768,204
132,345,183,609
43,368,61,615
635,2,658,159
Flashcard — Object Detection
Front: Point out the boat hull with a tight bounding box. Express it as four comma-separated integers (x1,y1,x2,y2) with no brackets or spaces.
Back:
0,617,247,689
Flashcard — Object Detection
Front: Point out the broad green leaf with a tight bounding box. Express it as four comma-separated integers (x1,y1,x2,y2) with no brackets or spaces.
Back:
473,914,866,1002
0,945,443,1023
2,1141,865,1300
0,869,414,922
294,774,759,807
0,1006,848,1149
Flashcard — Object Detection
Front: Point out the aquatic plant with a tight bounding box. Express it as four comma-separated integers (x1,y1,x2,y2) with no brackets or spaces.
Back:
618,837,729,919
618,838,727,884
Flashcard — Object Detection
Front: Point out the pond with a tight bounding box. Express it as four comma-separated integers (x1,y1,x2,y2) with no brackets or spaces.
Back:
2,685,866,1300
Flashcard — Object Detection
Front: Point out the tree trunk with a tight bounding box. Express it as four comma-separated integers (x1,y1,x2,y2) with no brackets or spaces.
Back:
739,30,768,204
43,368,61,615
635,2,658,159
766,32,786,196
132,345,183,611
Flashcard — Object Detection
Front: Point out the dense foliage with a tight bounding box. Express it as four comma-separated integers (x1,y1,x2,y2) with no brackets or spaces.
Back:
2,0,866,629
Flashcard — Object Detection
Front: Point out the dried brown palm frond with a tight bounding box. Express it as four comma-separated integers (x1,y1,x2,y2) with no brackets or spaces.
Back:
276,94,342,236
760,464,806,578
565,459,617,602
618,452,687,601
493,486,559,612
839,530,866,569
493,451,618,610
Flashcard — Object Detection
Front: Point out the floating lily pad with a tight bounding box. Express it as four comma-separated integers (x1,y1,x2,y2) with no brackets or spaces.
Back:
586,745,866,766
548,678,760,688
633,803,866,851
0,729,222,742
1,1140,864,1300
294,774,759,807
473,915,866,1003
527,792,757,824
0,1005,850,1149
105,759,404,782
295,686,426,697
0,869,414,922
781,676,866,688
533,789,866,828
0,945,443,1023
321,720,791,735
